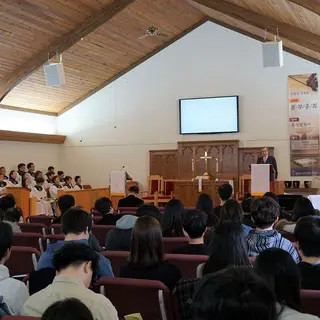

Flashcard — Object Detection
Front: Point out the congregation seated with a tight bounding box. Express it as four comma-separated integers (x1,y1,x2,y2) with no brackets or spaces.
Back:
31,177,53,216
23,243,118,320
49,175,63,199
41,298,94,320
220,199,252,235
136,203,161,221
63,176,74,190
276,197,316,233
175,221,251,320
6,170,20,187
105,215,138,251
120,216,181,290
246,196,299,262
94,197,121,225
0,222,29,314
74,175,83,190
53,195,100,252
294,216,320,290
172,210,209,255
196,193,215,227
241,193,256,228
161,199,184,237
255,248,318,319
117,185,144,208
193,267,277,320
37,207,113,279
213,183,233,223
3,208,22,233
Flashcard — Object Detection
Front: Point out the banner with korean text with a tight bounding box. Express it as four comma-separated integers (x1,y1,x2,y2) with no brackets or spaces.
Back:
288,73,319,176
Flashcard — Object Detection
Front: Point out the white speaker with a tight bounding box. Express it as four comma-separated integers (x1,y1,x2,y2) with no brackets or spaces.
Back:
262,41,283,68
44,63,66,87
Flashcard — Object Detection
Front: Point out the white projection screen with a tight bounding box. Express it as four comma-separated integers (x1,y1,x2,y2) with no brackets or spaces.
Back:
179,96,239,134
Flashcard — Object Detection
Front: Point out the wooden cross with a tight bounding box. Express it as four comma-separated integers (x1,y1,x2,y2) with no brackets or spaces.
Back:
200,151,212,175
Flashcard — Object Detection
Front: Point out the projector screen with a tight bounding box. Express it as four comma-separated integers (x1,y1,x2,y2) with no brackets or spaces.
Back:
179,96,239,134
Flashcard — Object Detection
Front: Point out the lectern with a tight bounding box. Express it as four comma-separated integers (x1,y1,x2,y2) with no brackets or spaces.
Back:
251,164,271,196
110,171,126,208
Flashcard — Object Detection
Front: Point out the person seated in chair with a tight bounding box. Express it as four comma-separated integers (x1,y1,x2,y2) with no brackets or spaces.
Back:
44,172,55,190
6,171,20,188
49,176,63,199
172,210,209,255
213,184,233,222
31,177,53,216
117,186,144,208
57,171,65,184
37,207,113,279
3,208,22,233
74,176,83,190
94,197,121,226
63,176,73,190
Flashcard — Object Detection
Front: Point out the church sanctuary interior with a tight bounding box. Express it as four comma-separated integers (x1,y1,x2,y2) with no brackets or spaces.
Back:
0,0,320,318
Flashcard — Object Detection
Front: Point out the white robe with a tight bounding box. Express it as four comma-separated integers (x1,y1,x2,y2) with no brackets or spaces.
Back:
73,184,83,191
49,184,63,200
30,186,53,216
25,172,35,186
43,180,53,190
6,180,21,188
63,184,74,191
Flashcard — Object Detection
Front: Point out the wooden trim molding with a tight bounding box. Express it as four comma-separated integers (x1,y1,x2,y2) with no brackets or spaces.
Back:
287,0,320,15
0,130,66,144
0,104,58,116
0,0,135,102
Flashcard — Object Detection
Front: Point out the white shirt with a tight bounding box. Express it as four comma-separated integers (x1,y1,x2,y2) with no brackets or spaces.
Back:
0,265,29,315
279,305,318,320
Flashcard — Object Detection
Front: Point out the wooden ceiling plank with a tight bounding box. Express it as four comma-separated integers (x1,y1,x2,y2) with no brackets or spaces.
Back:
0,0,135,102
287,0,320,15
0,104,58,116
191,0,320,52
205,17,320,65
58,18,208,115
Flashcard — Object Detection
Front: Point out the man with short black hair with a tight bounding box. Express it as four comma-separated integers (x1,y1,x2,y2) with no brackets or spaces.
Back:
118,185,144,208
57,171,65,183
37,207,113,278
16,163,26,185
294,216,320,290
246,197,299,262
47,166,55,174
0,222,29,314
193,267,277,320
0,195,15,212
136,204,160,221
94,197,120,226
173,210,209,255
24,243,117,320
214,184,233,220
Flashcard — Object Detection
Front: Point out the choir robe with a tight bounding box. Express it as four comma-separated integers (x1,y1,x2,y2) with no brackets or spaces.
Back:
49,183,63,199
43,179,53,190
63,184,74,191
30,185,53,216
73,184,83,190
25,172,35,186
16,171,25,185
0,181,7,198
6,178,21,188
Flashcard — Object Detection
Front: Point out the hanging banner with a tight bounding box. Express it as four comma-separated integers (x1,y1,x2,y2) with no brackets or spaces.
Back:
288,73,319,176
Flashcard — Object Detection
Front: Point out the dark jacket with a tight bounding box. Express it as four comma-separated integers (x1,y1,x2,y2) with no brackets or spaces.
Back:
298,262,320,290
172,244,209,255
96,214,122,226
256,155,278,180
117,195,144,208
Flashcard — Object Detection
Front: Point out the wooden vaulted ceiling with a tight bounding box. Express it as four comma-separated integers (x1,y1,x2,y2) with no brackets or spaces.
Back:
0,0,319,116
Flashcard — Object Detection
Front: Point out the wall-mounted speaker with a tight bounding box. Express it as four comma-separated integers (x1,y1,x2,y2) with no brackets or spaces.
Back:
44,63,66,87
262,41,283,68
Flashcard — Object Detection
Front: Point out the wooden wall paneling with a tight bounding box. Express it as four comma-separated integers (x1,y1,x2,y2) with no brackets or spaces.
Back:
149,150,178,179
239,147,274,176
178,144,195,179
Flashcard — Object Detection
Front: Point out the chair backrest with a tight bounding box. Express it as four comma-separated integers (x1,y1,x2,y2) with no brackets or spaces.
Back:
91,225,115,246
44,234,64,250
163,237,189,253
301,290,320,317
50,224,62,235
102,251,129,277
97,277,174,320
19,223,47,237
12,232,43,253
280,230,296,242
165,254,208,278
26,216,53,227
118,207,137,213
5,246,40,277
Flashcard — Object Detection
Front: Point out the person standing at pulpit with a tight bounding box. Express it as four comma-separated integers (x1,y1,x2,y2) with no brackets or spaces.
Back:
256,147,278,181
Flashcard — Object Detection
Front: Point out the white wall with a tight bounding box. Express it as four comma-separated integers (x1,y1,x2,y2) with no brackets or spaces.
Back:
57,21,319,189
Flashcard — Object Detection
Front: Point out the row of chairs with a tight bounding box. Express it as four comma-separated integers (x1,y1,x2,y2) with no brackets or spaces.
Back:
2,287,320,320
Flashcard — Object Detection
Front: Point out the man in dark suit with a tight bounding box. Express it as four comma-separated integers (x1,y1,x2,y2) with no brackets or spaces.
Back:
256,147,278,181
118,185,144,208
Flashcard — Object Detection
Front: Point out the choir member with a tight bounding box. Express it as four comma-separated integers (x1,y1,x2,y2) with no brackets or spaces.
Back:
74,176,83,190
49,175,63,199
44,172,54,190
34,171,43,181
26,162,36,186
0,167,8,180
63,176,73,190
6,170,20,187
0,174,8,198
47,166,55,174
30,177,53,216
16,163,26,185
57,171,65,184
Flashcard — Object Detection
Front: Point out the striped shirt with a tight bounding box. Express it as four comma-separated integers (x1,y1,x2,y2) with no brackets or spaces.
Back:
246,229,300,262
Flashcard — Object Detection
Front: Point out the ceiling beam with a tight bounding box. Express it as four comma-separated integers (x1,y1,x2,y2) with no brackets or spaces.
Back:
0,104,58,116
0,0,134,102
205,17,320,65
287,0,320,15
191,0,320,53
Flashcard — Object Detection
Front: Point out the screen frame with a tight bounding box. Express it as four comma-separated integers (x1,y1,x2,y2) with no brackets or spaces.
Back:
179,95,240,135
